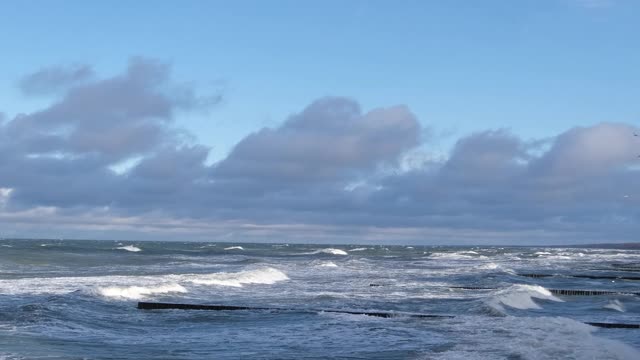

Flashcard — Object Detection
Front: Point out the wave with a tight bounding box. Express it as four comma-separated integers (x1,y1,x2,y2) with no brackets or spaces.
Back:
349,247,368,252
319,261,338,268
534,251,552,256
429,252,486,260
603,299,625,312
307,248,348,256
486,284,563,312
430,316,640,359
0,267,287,297
98,283,186,300
224,246,244,251
476,262,515,274
189,267,288,287
117,245,141,252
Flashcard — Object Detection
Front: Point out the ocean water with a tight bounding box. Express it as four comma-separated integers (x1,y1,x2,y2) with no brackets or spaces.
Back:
0,240,639,359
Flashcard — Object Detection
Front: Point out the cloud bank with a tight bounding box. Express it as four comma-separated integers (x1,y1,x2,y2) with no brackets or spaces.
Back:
1,59,638,244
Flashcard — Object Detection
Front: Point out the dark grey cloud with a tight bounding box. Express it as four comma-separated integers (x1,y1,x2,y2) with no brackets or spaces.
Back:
1,60,638,243
18,64,94,95
7,58,211,162
0,58,218,211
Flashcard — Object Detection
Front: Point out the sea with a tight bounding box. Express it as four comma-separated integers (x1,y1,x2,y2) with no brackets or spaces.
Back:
0,239,639,359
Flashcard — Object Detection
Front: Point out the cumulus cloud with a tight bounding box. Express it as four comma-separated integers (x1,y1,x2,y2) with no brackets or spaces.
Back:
0,58,219,211
0,60,639,244
215,97,420,185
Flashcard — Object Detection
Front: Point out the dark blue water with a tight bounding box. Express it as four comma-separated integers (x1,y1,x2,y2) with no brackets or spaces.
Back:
0,239,639,359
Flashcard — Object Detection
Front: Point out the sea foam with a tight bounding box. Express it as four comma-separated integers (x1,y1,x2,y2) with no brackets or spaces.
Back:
487,284,563,312
98,283,187,300
189,267,288,287
319,261,339,268
603,300,625,312
117,245,141,252
306,248,348,256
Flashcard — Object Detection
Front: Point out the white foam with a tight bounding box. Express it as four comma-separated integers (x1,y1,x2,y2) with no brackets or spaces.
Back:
349,247,368,252
319,261,339,268
117,245,141,252
224,246,244,251
304,248,348,256
99,283,187,300
534,251,552,256
429,252,484,260
487,284,563,312
478,262,499,270
603,299,625,312
476,262,515,274
189,267,289,287
431,316,640,360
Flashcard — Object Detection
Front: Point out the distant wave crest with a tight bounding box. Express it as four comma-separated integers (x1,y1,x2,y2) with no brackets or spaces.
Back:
486,284,563,313
189,267,288,287
303,248,348,256
99,283,186,300
117,245,141,252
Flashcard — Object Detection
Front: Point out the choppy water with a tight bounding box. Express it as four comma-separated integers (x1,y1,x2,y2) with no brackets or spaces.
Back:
1,239,639,359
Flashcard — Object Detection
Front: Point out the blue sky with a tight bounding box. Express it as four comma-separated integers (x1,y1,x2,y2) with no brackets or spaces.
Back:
2,0,638,160
0,1,639,244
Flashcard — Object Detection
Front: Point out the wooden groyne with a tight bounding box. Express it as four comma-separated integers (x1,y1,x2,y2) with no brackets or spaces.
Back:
137,302,638,329
137,302,453,318
518,273,640,281
448,286,640,297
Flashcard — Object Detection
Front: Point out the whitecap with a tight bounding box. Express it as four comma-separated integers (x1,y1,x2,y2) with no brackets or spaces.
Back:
117,245,141,252
430,316,640,359
319,261,339,268
429,252,478,260
486,284,563,312
349,247,368,252
603,299,625,312
99,283,186,300
302,248,348,256
189,267,288,287
224,246,244,251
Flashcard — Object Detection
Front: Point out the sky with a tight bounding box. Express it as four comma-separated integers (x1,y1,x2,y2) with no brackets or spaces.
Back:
0,0,639,244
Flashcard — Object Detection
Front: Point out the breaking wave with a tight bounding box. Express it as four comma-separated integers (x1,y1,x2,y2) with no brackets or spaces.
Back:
431,316,640,359
224,246,244,251
117,245,141,252
603,300,625,312
307,248,348,256
486,284,563,312
430,252,486,260
189,267,289,287
98,283,186,300
319,261,339,268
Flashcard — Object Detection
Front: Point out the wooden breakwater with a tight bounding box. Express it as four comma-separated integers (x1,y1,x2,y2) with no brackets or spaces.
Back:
137,302,638,329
